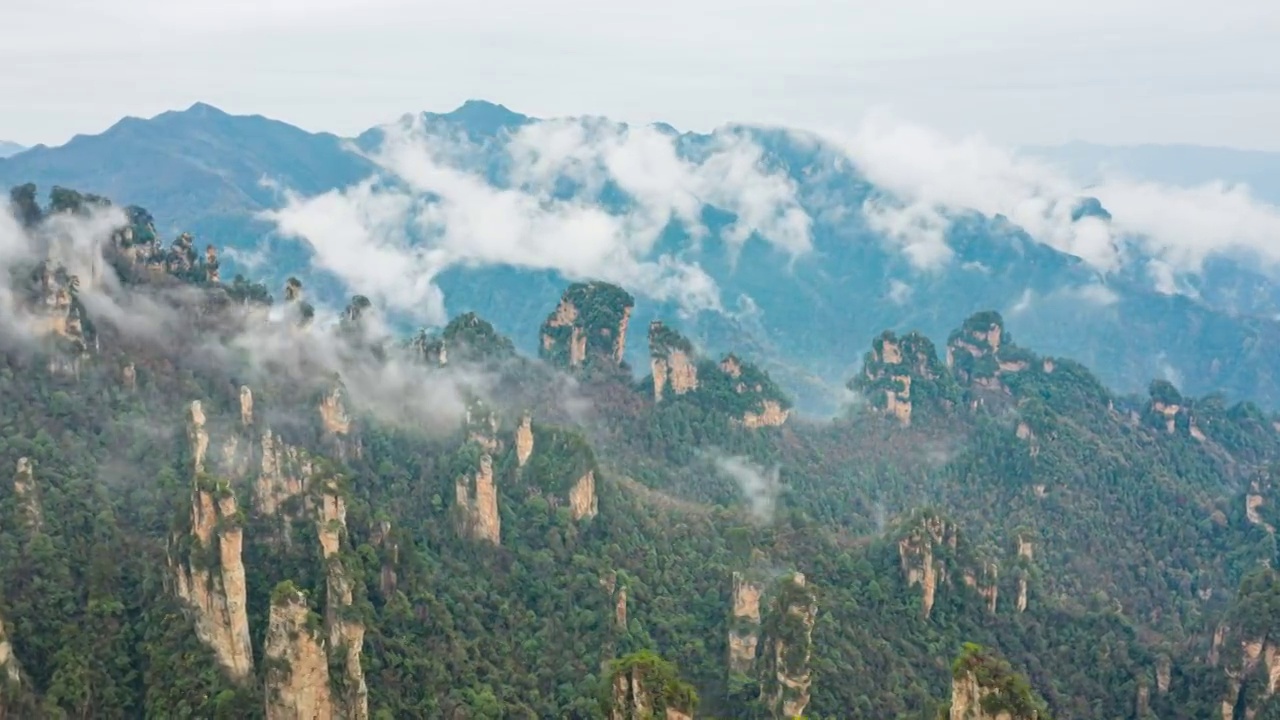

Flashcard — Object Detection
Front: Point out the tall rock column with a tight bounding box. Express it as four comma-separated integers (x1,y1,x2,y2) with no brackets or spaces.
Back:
728,572,763,677
317,480,369,720
171,400,254,682
264,582,333,720
758,573,818,720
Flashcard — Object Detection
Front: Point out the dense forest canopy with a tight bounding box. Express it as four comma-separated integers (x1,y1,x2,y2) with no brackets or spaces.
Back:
0,184,1277,719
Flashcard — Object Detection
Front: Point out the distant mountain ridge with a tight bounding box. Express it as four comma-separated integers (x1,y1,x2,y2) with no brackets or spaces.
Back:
1026,140,1280,204
0,140,25,158
4,101,1280,411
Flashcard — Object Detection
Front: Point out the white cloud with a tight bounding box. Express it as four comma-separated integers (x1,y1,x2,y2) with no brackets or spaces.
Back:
824,109,1280,286
265,113,811,324
712,454,781,524
886,279,913,305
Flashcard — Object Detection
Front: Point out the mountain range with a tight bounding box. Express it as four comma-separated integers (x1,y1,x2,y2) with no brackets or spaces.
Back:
4,101,1280,414
0,140,25,158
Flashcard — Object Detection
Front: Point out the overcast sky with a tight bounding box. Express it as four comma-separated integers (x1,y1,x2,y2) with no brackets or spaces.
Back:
1,0,1278,149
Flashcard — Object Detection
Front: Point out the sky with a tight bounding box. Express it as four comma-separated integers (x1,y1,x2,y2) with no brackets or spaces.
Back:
1,0,1279,149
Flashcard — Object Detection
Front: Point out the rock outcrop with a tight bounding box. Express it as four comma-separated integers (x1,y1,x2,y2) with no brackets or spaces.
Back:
539,282,635,370
649,321,700,402
256,430,313,520
948,643,1047,719
568,470,599,520
0,615,22,689
898,513,958,619
317,480,369,720
607,651,698,720
264,582,332,720
1015,536,1034,613
1144,380,1207,439
515,413,534,468
728,572,764,675
1214,569,1280,719
12,458,41,532
853,331,954,426
715,355,792,428
946,312,1035,395
1245,468,1275,535
319,384,359,459
758,572,818,720
455,452,501,544
171,401,254,682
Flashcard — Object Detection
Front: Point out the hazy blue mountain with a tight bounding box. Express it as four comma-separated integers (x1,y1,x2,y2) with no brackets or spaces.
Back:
0,140,24,158
1026,140,1280,204
4,101,1280,412
0,102,375,269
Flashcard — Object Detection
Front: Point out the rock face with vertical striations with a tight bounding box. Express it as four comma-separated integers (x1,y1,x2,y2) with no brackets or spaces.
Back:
898,512,958,620
12,458,41,532
851,330,956,426
728,571,764,676
455,450,501,545
758,572,818,720
1214,569,1280,720
539,281,635,370
515,412,534,468
649,321,700,402
316,477,369,720
713,354,792,428
170,400,254,683
264,582,332,720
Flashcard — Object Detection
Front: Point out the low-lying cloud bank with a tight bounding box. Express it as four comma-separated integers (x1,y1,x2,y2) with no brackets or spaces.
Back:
261,105,1280,320
264,114,814,326
0,200,554,437
828,108,1280,281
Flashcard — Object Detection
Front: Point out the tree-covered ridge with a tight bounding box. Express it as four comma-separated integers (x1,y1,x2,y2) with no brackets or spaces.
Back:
0,183,1278,719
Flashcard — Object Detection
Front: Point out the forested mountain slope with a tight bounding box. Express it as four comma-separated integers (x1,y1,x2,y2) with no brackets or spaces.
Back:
0,184,1278,719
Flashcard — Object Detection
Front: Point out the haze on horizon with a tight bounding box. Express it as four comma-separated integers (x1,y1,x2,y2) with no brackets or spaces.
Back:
2,0,1278,150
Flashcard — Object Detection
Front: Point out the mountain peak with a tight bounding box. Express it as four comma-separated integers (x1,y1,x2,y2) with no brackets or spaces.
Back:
0,140,25,158
434,99,530,136
182,101,229,116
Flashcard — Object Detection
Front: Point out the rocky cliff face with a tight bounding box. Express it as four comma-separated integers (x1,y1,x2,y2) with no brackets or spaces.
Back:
568,469,599,520
1212,569,1280,720
317,480,369,720
515,413,534,468
319,385,360,459
0,615,22,689
898,513,959,619
607,652,698,720
948,644,1046,719
728,572,763,675
716,355,792,428
455,452,501,544
758,572,818,720
1245,469,1275,535
12,458,41,532
171,400,254,682
946,312,1035,396
1015,536,1034,613
539,282,635,370
853,331,953,426
264,583,333,720
649,321,700,402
